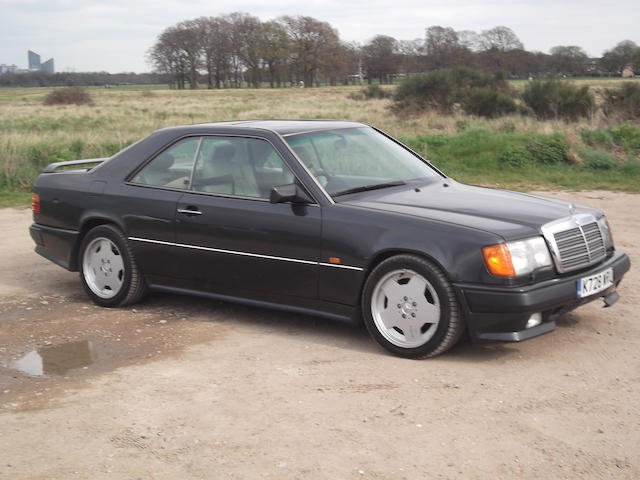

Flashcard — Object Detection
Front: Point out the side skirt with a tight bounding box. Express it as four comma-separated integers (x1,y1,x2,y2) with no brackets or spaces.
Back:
148,283,359,325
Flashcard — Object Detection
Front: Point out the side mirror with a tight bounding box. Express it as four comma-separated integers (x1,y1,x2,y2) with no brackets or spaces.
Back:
269,183,313,204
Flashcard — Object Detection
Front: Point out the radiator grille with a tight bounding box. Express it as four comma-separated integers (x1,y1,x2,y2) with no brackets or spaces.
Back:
553,221,606,272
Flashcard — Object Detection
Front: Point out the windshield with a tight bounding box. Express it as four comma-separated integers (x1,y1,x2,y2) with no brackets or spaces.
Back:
285,127,441,197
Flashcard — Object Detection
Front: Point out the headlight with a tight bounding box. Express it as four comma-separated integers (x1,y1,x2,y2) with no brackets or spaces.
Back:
597,216,614,250
483,237,552,277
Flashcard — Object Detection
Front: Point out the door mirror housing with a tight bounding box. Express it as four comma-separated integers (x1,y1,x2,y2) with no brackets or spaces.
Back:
270,183,313,204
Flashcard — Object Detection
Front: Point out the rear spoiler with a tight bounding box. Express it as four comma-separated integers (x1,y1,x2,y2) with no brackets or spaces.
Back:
42,158,108,173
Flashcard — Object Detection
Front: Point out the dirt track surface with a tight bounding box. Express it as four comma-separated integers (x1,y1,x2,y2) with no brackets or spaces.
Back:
0,190,638,480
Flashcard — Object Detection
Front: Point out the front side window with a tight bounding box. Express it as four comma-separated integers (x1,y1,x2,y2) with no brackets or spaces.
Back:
191,137,295,199
131,137,199,188
285,127,440,196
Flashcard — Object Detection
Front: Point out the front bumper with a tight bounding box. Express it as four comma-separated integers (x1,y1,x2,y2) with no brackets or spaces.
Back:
454,250,631,343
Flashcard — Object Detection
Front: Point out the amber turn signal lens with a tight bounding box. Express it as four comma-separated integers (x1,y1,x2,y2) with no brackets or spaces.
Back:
32,193,41,214
482,243,516,277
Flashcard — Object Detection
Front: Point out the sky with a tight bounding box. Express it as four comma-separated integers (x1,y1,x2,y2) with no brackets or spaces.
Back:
0,0,638,73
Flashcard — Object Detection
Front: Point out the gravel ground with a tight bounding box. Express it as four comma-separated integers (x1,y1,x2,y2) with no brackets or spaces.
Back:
0,190,638,480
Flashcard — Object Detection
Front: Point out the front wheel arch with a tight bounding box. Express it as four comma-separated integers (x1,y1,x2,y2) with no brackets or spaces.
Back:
356,249,455,316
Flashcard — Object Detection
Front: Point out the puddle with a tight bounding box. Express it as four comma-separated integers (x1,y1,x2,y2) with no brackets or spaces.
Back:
11,340,94,376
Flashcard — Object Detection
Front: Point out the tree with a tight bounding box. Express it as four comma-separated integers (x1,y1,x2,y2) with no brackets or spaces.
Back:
228,12,263,88
479,26,524,52
549,46,588,75
279,15,340,86
173,20,202,89
425,26,460,69
362,35,398,83
477,26,524,72
396,38,425,74
148,26,190,89
457,30,481,52
195,16,232,89
601,40,640,73
341,42,364,84
258,21,290,87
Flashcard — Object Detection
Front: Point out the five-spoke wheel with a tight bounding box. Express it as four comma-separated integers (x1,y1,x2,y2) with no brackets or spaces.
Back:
78,225,147,307
82,237,125,299
362,254,463,358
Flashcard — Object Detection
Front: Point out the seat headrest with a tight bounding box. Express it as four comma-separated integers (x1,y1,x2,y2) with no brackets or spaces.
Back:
212,142,236,161
153,151,174,170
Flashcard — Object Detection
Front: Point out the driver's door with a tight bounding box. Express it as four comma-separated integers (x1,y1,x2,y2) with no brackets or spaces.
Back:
172,135,322,300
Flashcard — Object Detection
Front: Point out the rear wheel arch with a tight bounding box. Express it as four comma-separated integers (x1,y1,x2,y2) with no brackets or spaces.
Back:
78,223,147,307
71,216,125,270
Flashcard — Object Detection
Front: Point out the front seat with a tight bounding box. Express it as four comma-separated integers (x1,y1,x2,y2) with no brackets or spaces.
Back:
195,142,235,194
195,142,261,198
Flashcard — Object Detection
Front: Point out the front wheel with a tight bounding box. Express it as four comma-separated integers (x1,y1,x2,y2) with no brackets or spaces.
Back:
78,224,147,307
361,254,464,358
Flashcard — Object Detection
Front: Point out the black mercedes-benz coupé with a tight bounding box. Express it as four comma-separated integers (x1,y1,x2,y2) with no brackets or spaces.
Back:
30,120,630,357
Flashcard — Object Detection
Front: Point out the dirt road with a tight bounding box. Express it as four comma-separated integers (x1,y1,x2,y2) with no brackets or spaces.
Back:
1,190,638,480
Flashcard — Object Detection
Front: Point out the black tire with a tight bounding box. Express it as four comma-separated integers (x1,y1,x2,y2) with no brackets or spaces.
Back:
361,254,464,358
78,224,147,307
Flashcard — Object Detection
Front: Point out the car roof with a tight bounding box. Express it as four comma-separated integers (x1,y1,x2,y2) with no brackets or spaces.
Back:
193,120,367,136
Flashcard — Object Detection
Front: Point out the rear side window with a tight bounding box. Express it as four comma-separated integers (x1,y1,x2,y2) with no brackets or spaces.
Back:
131,137,200,188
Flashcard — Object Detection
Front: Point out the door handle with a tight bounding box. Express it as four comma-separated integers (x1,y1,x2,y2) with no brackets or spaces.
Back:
177,207,203,216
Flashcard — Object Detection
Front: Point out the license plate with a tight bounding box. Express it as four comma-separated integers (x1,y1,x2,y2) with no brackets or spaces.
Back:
577,268,614,299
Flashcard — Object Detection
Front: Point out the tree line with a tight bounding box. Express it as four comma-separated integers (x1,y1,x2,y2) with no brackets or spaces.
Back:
0,71,167,88
149,13,640,89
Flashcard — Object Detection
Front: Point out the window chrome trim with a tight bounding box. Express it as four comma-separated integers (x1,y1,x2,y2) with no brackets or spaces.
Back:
281,126,362,138
128,237,363,271
126,133,322,205
186,136,204,190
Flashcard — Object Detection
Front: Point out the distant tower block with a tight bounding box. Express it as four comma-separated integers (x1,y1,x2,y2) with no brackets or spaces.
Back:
28,50,41,70
41,58,55,73
28,50,54,73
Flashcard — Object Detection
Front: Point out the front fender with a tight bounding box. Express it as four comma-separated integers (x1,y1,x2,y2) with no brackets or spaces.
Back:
319,204,503,306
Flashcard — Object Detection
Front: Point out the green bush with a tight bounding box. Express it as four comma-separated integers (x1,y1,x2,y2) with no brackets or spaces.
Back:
498,147,533,168
609,123,640,153
621,158,640,176
580,127,614,150
498,121,517,133
522,79,595,121
394,67,510,113
462,88,518,118
455,119,470,132
602,82,640,121
526,135,569,164
362,84,392,99
581,149,615,170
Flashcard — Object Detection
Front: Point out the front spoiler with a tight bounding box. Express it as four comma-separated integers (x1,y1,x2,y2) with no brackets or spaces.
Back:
454,250,631,343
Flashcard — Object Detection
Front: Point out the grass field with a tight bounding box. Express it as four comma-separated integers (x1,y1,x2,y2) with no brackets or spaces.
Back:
1,79,639,206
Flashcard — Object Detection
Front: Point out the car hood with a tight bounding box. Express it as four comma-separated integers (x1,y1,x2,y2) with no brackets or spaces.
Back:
339,180,600,240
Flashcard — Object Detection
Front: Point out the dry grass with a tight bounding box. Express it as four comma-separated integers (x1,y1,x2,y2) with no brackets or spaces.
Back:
0,79,638,193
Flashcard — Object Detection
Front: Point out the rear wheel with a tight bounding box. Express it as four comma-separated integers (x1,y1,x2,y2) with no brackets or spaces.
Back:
361,254,464,358
78,225,147,307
